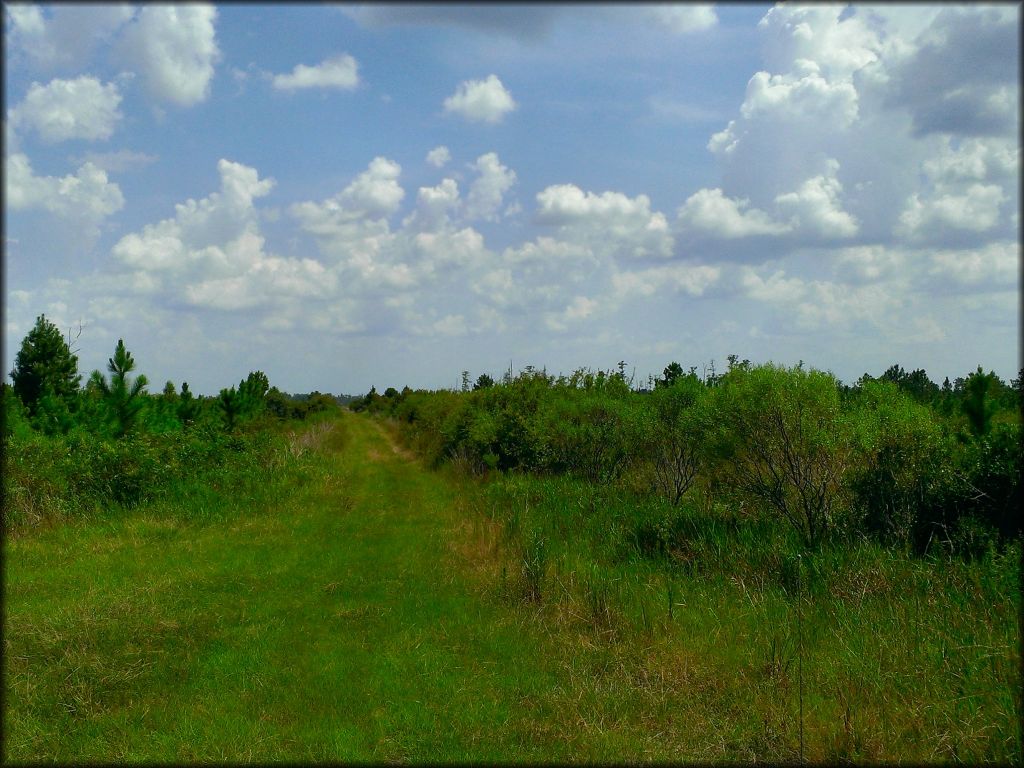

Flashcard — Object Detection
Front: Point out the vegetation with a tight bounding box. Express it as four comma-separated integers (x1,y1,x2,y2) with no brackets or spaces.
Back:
357,359,1020,556
3,315,1020,762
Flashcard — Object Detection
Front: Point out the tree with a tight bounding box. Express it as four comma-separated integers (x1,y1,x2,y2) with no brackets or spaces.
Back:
218,386,243,431
718,364,853,547
962,366,998,438
658,362,684,389
10,314,81,417
473,374,495,390
90,339,148,437
645,374,708,504
177,382,202,426
238,371,270,416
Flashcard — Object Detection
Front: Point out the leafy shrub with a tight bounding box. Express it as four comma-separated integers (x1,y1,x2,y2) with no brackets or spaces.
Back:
715,364,854,547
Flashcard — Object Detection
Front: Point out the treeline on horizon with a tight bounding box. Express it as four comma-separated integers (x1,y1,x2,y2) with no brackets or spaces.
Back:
353,354,1021,557
2,315,350,527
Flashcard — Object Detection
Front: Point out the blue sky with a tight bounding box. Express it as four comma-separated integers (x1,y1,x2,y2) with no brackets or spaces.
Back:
4,4,1020,395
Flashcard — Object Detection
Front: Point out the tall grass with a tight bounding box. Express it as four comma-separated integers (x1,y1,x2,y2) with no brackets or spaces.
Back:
453,470,1021,763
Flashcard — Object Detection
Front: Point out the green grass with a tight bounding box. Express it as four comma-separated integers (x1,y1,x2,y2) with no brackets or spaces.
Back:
4,412,1021,762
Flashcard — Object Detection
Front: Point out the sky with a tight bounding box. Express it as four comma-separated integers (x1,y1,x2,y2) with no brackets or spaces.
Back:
3,3,1020,396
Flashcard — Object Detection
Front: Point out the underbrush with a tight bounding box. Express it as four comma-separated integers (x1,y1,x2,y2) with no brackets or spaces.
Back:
456,470,1022,763
2,416,339,533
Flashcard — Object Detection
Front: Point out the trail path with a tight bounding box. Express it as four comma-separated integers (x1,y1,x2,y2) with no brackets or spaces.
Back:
5,413,624,762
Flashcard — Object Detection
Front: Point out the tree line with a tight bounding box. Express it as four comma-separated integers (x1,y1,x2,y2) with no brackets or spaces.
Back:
4,314,343,438
353,357,1021,556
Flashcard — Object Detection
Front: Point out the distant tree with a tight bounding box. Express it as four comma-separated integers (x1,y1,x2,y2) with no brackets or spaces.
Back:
10,314,81,418
659,362,684,389
238,371,269,414
218,386,243,431
384,387,399,399
473,374,495,390
90,339,149,437
177,382,201,426
962,366,999,438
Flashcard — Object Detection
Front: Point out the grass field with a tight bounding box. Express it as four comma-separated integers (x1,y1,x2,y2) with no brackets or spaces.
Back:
4,411,1020,762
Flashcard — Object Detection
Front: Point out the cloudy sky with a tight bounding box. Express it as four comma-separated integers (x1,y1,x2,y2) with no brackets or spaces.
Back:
3,4,1020,395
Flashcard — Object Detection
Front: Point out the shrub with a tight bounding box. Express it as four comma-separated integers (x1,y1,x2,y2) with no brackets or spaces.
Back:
715,364,854,548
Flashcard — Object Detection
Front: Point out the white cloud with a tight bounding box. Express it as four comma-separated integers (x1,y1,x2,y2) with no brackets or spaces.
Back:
928,241,1019,289
535,184,673,260
886,6,1019,138
739,61,859,128
109,158,349,315
774,159,858,238
645,5,717,35
612,264,720,299
9,76,122,143
545,295,598,332
118,5,219,106
5,152,124,225
112,159,274,274
898,183,1006,237
272,54,359,91
464,152,516,222
923,137,1019,184
835,245,906,283
293,157,404,245
443,75,517,124
740,268,807,304
403,178,460,233
677,188,790,238
5,4,135,71
425,145,451,168
758,5,880,80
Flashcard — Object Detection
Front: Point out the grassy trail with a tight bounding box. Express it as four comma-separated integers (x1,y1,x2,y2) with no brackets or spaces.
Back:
8,412,1019,763
4,413,627,762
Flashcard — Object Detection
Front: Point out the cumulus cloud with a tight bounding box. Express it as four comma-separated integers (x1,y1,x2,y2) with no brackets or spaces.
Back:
5,152,124,225
9,76,122,143
5,4,135,70
677,188,790,238
644,5,717,35
425,145,451,168
109,158,348,316
464,152,517,222
403,178,460,233
611,264,720,299
927,241,1019,290
272,54,359,91
291,157,405,248
443,75,516,124
545,295,598,332
774,159,858,238
740,61,860,127
112,159,274,274
740,268,807,304
535,184,673,260
117,5,219,106
701,4,1019,257
898,184,1006,238
886,6,1019,138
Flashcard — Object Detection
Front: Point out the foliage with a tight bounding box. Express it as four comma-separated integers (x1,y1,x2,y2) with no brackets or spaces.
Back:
89,339,149,438
10,314,81,422
713,365,854,547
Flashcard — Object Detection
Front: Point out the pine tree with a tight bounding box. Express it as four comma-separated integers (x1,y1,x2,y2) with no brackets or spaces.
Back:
90,339,148,437
10,315,81,417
